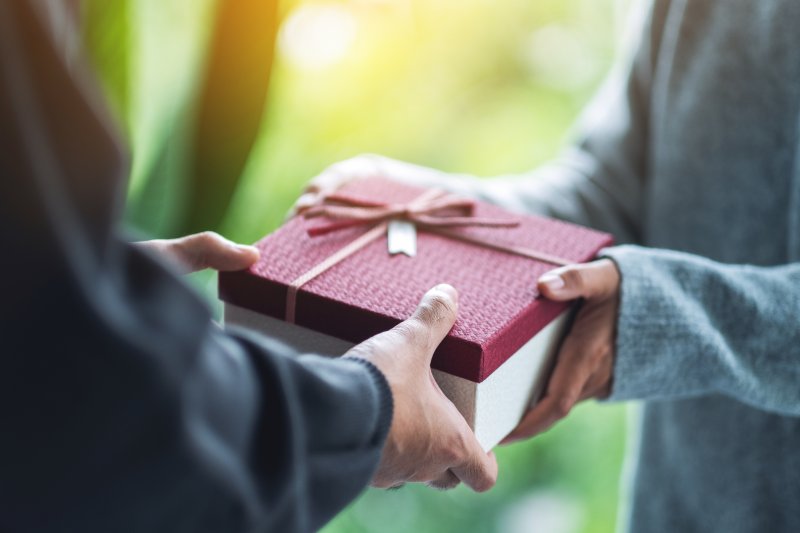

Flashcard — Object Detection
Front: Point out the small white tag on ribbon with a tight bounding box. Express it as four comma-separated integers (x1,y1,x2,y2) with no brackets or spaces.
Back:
387,220,417,257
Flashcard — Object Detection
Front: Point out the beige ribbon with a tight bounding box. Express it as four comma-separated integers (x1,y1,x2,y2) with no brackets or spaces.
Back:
285,189,573,323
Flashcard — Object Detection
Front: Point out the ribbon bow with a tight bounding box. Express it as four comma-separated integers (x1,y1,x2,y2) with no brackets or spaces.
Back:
303,188,520,237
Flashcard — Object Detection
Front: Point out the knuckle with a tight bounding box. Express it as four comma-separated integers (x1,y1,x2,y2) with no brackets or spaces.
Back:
574,338,610,365
193,231,224,253
456,429,472,454
417,294,456,324
197,231,218,243
442,435,467,466
562,268,586,290
593,342,612,362
598,258,620,281
445,447,463,467
452,431,472,463
554,397,575,419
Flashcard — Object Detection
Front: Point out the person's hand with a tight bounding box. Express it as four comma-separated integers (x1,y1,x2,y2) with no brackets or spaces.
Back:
502,259,620,444
346,284,498,492
291,155,388,216
135,231,260,274
291,154,447,217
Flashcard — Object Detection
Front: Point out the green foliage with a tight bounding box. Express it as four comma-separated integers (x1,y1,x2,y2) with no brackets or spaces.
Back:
86,0,631,531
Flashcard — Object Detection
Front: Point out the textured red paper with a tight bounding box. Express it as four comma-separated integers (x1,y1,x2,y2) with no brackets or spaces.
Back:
219,178,613,383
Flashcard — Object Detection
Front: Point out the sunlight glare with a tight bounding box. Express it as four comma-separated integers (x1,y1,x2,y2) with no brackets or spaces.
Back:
279,4,358,71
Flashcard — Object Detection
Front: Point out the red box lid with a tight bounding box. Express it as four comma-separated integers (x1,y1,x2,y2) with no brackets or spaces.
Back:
219,178,613,383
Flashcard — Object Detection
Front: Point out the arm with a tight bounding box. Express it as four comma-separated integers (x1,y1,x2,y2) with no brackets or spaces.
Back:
604,246,800,412
0,4,387,529
0,3,492,532
504,250,800,442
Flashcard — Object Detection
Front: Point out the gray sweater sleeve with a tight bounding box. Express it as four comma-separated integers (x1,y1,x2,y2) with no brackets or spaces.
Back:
602,246,800,414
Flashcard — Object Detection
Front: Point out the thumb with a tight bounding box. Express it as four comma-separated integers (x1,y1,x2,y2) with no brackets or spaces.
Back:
395,284,459,361
176,232,260,273
451,439,498,493
537,259,618,301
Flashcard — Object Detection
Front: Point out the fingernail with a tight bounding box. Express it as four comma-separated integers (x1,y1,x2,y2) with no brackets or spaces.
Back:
539,273,565,291
432,283,458,305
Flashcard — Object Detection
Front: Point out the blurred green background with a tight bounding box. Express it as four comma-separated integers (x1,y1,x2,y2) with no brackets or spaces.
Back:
85,0,631,531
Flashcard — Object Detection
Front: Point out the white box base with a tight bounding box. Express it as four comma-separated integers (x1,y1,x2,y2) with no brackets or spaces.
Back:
223,303,569,451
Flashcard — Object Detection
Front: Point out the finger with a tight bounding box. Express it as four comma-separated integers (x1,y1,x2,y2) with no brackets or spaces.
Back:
291,155,384,216
537,259,619,301
393,284,459,361
451,438,498,493
287,172,352,219
289,192,320,217
426,470,461,491
578,371,605,401
505,383,593,444
310,166,351,192
501,328,597,443
371,478,406,490
501,393,568,445
177,232,260,273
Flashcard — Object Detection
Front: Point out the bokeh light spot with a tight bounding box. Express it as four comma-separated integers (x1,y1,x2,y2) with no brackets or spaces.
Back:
522,25,600,90
279,4,358,71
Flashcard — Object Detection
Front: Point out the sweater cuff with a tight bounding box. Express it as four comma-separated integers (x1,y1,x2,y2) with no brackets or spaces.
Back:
600,245,675,402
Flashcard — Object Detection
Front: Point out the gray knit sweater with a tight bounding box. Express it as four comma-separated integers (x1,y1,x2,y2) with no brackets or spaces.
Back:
389,0,800,530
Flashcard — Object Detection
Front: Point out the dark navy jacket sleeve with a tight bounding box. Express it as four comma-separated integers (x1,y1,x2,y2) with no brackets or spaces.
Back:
0,2,392,532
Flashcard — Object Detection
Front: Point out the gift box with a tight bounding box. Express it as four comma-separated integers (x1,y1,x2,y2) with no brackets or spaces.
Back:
219,177,612,450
